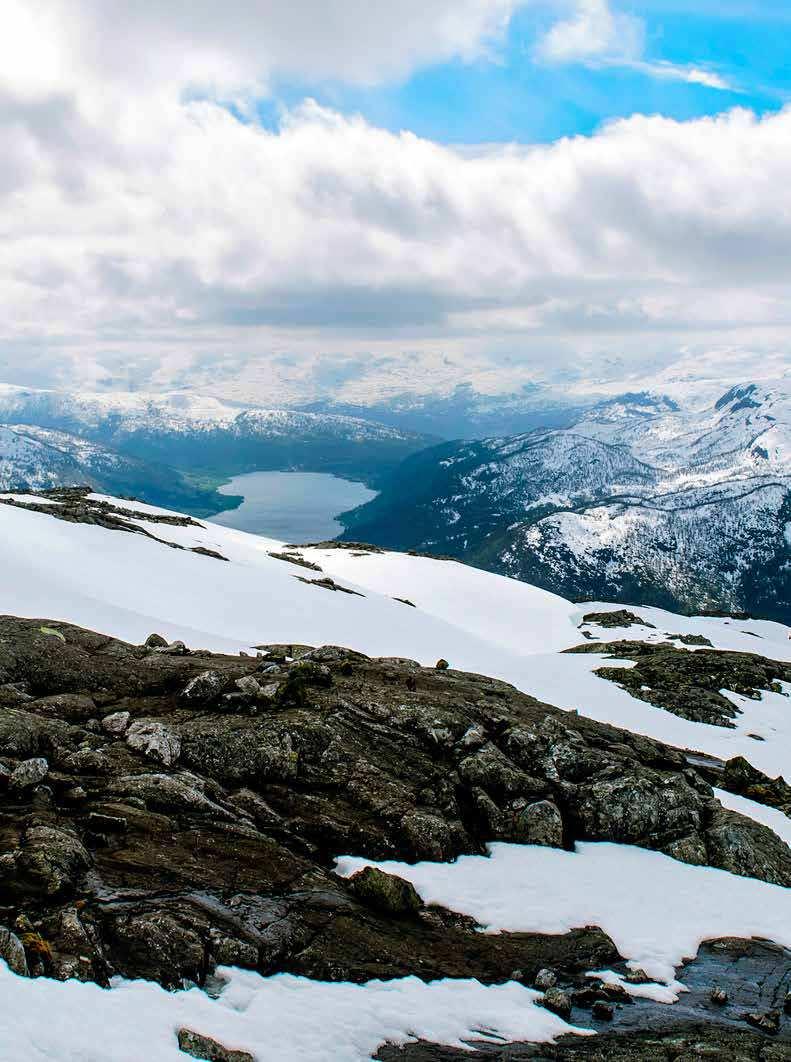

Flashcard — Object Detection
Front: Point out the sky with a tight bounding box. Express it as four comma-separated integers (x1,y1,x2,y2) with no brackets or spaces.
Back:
0,0,790,406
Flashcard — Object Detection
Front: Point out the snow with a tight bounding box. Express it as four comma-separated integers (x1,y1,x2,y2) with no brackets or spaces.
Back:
0,965,585,1062
335,841,791,986
1,496,790,783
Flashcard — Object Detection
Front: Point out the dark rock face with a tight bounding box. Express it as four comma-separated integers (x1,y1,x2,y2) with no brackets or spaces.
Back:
0,614,789,1054
178,1029,255,1062
568,640,791,728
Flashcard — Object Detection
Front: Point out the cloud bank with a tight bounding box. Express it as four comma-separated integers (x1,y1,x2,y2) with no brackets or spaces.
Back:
0,0,784,399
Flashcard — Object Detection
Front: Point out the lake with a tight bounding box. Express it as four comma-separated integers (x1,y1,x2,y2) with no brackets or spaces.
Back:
208,471,377,542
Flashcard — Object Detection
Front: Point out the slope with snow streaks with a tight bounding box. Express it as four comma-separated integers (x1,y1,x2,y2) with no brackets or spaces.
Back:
2,490,791,783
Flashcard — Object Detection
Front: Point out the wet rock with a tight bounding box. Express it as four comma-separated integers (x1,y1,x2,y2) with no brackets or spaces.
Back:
541,987,572,1019
126,720,181,767
177,1028,255,1062
0,926,28,976
182,671,224,703
9,757,49,791
743,1009,781,1034
102,710,130,734
592,1001,614,1021
348,867,424,917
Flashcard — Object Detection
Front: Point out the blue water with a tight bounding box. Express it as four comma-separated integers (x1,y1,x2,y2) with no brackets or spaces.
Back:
209,471,376,543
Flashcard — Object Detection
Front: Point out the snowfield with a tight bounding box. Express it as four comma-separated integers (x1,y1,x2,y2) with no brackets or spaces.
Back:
335,840,791,988
0,966,586,1062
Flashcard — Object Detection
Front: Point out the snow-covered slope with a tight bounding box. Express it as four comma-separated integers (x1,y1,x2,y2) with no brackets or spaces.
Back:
2,489,790,780
341,382,791,623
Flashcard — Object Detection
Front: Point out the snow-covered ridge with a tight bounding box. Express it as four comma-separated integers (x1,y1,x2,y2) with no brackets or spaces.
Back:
0,384,424,443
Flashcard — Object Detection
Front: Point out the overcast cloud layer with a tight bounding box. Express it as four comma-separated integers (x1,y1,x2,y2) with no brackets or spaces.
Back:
0,0,788,401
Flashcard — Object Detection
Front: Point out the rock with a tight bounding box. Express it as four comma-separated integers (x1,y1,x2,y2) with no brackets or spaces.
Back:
0,683,33,707
153,640,188,656
744,1009,780,1033
177,1028,255,1062
785,991,791,1014
510,799,563,847
534,968,557,991
102,711,130,734
711,985,728,1005
592,1000,614,1020
9,757,49,790
706,807,791,887
235,675,263,699
348,867,424,917
31,785,54,808
15,825,91,897
209,931,258,968
541,987,572,1019
126,721,181,767
181,671,224,703
400,811,459,860
144,633,169,649
0,926,28,976
435,659,449,670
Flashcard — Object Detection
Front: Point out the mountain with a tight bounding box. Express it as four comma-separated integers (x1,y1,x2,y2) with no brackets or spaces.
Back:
339,383,791,623
0,384,433,488
0,487,790,1059
0,423,235,515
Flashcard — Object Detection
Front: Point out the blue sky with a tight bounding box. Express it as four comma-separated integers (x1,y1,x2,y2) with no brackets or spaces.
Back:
261,1,791,144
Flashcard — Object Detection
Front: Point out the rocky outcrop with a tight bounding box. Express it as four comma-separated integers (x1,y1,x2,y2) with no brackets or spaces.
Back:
0,614,788,1001
569,641,791,728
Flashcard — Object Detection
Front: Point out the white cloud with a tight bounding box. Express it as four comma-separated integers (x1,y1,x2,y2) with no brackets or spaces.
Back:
0,0,779,402
537,0,731,91
537,0,643,63
0,0,522,103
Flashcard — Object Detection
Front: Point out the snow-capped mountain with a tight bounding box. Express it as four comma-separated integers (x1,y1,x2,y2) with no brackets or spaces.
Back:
0,487,790,1059
0,384,432,486
340,382,791,623
0,424,234,515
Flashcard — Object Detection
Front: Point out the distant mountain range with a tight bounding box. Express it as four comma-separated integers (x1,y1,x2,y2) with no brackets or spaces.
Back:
340,383,791,623
0,384,432,512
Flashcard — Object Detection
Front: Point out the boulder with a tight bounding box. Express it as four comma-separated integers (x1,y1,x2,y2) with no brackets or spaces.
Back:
181,671,224,703
510,799,564,847
348,866,424,917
